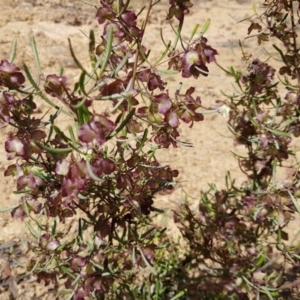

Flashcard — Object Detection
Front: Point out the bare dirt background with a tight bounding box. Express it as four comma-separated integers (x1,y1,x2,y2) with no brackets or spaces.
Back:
0,0,297,299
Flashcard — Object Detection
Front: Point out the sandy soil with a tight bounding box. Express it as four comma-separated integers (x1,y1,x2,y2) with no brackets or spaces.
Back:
0,0,296,298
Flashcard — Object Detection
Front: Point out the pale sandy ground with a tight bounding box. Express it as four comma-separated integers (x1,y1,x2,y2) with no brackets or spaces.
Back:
0,0,298,298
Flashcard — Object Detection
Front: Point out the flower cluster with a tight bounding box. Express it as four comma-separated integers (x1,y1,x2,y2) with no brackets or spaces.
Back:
167,0,193,22
168,37,218,78
137,87,204,148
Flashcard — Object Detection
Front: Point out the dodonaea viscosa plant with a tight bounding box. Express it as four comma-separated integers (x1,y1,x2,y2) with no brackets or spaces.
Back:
5,0,299,298
0,0,218,298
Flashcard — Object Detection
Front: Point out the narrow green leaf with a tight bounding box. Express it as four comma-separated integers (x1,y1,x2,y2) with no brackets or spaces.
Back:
31,171,48,181
68,39,91,78
157,69,179,75
137,128,148,152
230,66,240,81
138,49,152,66
71,275,81,287
271,158,277,187
195,109,218,114
86,159,104,182
169,17,182,51
34,141,73,154
159,28,169,49
270,97,281,125
77,218,83,241
98,25,113,77
89,29,96,68
253,205,264,221
76,104,91,125
13,189,32,194
60,266,74,277
170,290,187,300
215,62,232,75
138,248,157,275
96,92,132,101
189,23,200,42
260,286,277,299
151,207,165,213
252,3,258,14
68,125,77,146
247,112,259,127
79,71,88,96
120,226,127,242
155,278,161,296
244,29,269,41
288,190,300,213
265,127,291,137
154,40,171,65
199,19,211,37
139,164,165,169
25,221,40,240
61,290,76,300
30,36,41,73
0,204,20,213
52,125,72,142
132,246,137,265
110,108,135,138
240,275,256,289
9,39,17,63
153,228,167,240
27,259,40,274
94,50,105,71
140,227,156,239
113,229,124,244
110,53,129,77
51,219,57,235
273,44,289,65
56,241,68,252
71,96,88,109
58,65,64,77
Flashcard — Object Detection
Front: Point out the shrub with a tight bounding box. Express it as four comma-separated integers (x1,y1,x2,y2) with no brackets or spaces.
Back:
0,0,300,299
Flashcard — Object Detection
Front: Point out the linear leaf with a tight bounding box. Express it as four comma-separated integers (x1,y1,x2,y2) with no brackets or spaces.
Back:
79,71,88,96
110,108,135,138
138,248,157,275
265,127,291,137
9,39,17,63
30,36,41,73
157,69,179,75
25,221,40,240
89,29,96,67
154,39,171,65
110,53,129,77
288,190,300,213
199,19,211,37
35,141,73,154
189,23,200,42
0,204,20,213
68,38,92,78
170,290,187,300
98,25,113,77
86,159,104,182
